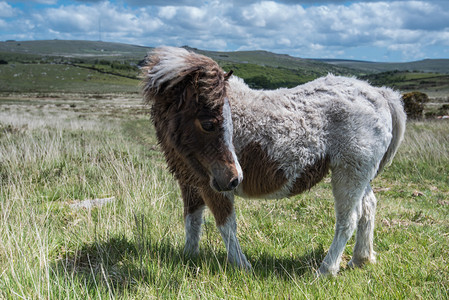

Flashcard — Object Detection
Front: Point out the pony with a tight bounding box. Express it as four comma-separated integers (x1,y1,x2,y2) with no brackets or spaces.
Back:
142,47,406,276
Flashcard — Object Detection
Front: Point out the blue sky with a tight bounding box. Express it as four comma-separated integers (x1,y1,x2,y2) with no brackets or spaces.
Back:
1,0,448,62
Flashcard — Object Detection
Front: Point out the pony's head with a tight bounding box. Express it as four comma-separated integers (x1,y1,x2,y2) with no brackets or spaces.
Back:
142,47,242,192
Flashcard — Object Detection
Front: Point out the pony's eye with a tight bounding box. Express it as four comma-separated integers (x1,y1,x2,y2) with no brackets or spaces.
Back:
200,121,216,132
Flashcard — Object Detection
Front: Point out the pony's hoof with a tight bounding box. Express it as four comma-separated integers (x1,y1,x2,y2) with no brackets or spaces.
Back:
347,260,359,269
183,247,199,258
239,261,252,272
238,259,252,271
230,255,252,270
316,265,338,277
348,254,377,269
242,260,252,270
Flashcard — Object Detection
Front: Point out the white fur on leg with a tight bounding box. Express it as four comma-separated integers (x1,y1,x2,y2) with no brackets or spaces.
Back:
218,210,251,269
318,211,359,276
318,170,368,276
349,185,377,268
184,207,205,256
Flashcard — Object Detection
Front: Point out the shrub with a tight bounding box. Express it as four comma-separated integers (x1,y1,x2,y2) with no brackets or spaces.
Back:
402,91,429,120
438,104,449,116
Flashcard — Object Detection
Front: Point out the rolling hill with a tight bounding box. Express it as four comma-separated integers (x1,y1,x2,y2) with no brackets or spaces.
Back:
2,40,448,74
316,58,449,74
0,40,150,60
1,40,448,95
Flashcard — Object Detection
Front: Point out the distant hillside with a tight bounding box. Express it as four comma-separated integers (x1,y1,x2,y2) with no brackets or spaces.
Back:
187,47,354,75
0,40,350,73
0,40,357,89
2,40,448,74
0,40,151,60
182,47,357,89
317,58,449,74
1,40,448,93
361,71,449,99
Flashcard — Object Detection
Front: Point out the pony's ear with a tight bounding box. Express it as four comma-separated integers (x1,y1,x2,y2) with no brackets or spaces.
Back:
179,81,198,109
224,70,233,81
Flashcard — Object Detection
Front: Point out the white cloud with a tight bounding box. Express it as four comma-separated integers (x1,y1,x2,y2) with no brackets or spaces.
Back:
2,0,449,61
240,1,294,27
387,43,425,61
45,6,95,32
158,6,177,19
30,2,163,41
0,1,18,18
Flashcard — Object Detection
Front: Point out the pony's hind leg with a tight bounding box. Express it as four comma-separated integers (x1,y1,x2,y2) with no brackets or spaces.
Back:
349,185,377,268
318,168,369,276
181,184,205,256
200,188,251,269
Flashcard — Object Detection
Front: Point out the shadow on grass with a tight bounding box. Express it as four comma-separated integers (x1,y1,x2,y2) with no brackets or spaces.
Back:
246,244,326,278
52,231,326,297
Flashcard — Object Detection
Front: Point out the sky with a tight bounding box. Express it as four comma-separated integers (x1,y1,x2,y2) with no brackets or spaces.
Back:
1,0,448,62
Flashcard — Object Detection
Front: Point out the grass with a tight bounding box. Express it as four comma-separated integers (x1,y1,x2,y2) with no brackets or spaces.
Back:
0,63,140,93
0,94,449,299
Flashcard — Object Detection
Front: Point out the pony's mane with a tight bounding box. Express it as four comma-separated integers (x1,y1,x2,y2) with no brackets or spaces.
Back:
142,47,227,108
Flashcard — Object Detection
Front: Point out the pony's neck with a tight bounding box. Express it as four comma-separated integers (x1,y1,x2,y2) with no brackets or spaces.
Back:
227,76,264,105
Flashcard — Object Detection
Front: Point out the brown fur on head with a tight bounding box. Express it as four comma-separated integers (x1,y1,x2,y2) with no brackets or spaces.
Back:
142,47,227,109
141,47,241,191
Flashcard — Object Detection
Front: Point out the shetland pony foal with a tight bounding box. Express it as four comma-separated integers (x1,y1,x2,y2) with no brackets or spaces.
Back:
142,47,406,276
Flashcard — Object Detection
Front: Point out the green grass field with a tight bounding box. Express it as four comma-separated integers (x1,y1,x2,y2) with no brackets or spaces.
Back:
0,63,140,94
0,93,448,299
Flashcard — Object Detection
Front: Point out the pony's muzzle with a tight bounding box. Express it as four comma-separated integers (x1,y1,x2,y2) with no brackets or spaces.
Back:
210,163,243,192
211,176,241,192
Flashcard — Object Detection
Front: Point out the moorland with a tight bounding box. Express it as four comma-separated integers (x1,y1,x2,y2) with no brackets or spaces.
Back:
0,40,448,298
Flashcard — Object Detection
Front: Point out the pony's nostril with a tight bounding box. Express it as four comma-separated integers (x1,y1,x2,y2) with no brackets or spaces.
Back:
228,178,240,190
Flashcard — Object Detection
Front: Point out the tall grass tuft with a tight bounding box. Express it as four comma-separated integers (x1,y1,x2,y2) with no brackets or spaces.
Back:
386,120,449,184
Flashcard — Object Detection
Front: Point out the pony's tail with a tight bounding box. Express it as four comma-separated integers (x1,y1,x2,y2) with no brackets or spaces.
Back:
377,90,407,175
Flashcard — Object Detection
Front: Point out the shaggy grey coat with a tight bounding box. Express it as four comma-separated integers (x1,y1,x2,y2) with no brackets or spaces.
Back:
229,74,404,199
225,74,406,275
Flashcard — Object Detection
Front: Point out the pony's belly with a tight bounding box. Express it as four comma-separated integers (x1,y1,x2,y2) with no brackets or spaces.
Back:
234,141,330,199
235,142,288,198
234,181,293,199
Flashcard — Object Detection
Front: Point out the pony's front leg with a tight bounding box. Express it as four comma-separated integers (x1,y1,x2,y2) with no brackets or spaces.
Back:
181,184,205,256
218,209,251,269
200,188,251,269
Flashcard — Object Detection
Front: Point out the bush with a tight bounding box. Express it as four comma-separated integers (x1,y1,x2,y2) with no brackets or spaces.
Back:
438,104,449,116
402,91,429,120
